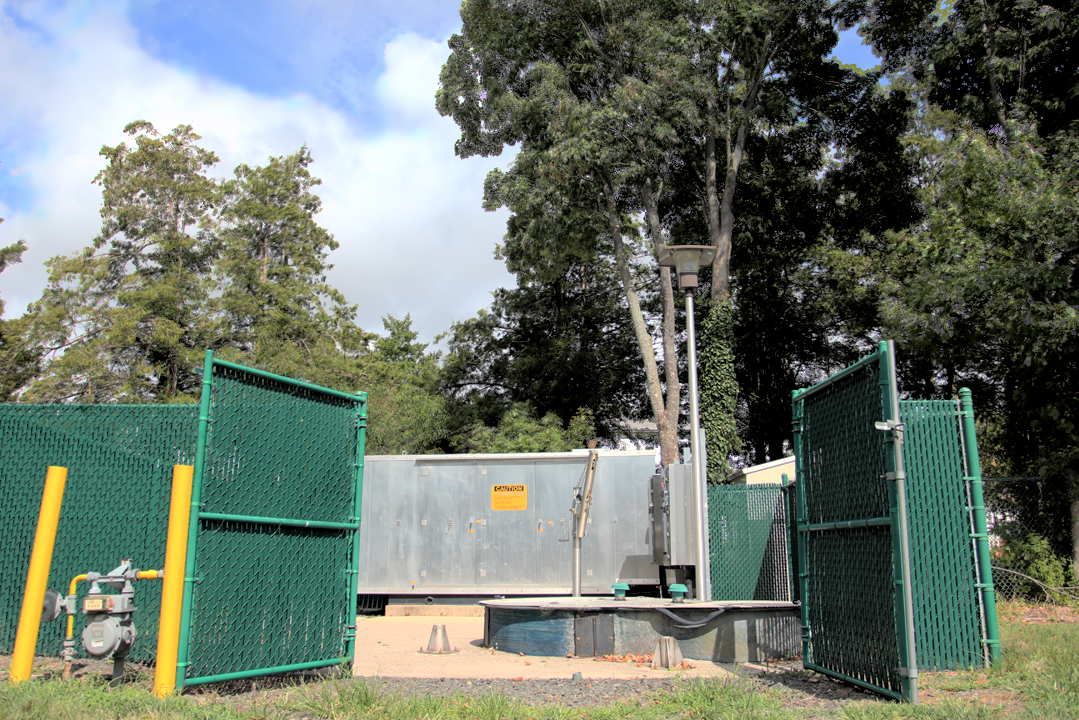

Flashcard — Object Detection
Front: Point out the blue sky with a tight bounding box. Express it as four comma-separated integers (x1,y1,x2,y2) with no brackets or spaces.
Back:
0,0,879,341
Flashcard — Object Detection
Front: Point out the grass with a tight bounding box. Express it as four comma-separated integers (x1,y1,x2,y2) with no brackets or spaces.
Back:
2,613,1077,720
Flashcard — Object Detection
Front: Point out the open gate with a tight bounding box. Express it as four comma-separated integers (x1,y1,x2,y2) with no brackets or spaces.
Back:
175,351,367,688
791,341,919,702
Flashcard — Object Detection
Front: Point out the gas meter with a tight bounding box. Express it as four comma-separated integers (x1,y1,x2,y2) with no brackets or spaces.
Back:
81,564,138,661
41,559,156,684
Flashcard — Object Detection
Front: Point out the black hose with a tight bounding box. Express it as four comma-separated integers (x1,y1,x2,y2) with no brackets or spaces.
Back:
654,607,727,629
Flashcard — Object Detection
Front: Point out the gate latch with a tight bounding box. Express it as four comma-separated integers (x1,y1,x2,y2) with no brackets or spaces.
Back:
874,420,905,445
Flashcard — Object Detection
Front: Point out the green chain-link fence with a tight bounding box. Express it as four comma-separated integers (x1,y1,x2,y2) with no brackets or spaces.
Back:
708,484,791,602
984,478,1078,601
902,399,985,670
793,344,908,700
791,343,1000,703
176,352,367,688
0,404,198,662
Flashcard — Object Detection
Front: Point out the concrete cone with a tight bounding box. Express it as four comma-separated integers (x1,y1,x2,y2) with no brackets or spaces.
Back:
651,636,684,669
420,624,455,654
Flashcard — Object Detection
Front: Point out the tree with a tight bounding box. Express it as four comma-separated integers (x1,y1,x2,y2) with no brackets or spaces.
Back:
364,314,449,455
881,115,1079,571
863,0,1079,141
213,146,366,386
464,403,597,454
0,230,38,401
439,0,688,462
440,252,646,444
23,121,219,403
438,0,888,471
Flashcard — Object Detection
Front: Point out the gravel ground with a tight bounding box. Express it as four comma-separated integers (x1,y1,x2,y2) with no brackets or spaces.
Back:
0,650,1008,719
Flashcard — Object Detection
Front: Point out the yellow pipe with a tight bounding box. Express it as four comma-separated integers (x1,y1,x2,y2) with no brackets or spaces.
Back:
154,465,193,698
65,575,88,643
137,570,161,580
9,466,68,684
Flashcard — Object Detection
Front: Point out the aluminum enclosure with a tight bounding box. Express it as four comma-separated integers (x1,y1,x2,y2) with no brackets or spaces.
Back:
650,464,701,567
357,450,661,596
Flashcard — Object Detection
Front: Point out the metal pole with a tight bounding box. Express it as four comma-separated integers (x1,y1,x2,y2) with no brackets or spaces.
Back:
885,340,919,703
571,451,598,598
572,537,581,597
176,349,214,691
155,465,194,697
958,388,1002,666
685,290,708,600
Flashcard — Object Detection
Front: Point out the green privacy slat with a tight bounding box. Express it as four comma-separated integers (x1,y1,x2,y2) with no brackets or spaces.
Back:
708,484,791,602
791,346,991,704
0,404,199,663
180,357,366,685
901,398,985,670
795,346,903,698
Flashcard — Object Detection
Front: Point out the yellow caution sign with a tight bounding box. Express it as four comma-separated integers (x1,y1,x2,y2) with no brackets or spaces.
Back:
491,484,527,511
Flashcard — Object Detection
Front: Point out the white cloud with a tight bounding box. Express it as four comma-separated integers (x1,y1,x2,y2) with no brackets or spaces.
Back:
0,1,514,342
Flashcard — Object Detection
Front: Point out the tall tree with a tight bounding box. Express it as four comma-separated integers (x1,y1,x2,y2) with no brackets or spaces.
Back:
24,122,219,403
441,253,647,444
214,146,365,385
439,0,688,462
364,314,449,455
438,0,885,470
881,115,1079,569
0,229,38,401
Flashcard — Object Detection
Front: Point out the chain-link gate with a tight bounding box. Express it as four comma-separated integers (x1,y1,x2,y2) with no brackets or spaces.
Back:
0,404,198,662
708,484,791,601
792,341,918,702
902,398,993,669
175,351,367,688
791,342,1000,703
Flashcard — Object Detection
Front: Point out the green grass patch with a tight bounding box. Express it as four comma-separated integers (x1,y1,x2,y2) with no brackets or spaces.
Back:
0,674,247,720
2,617,1076,719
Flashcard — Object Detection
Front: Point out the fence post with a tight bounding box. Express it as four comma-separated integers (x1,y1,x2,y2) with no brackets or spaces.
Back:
176,349,214,691
881,340,918,703
791,390,811,664
346,392,368,663
958,388,1002,666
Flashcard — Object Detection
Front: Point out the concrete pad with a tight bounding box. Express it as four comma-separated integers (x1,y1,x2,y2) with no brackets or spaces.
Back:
351,616,738,680
385,605,485,618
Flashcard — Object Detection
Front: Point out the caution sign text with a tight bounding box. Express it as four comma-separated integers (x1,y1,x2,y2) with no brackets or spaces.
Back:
491,484,527,511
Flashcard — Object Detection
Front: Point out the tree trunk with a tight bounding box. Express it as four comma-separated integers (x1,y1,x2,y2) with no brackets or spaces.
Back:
641,178,682,466
601,175,678,465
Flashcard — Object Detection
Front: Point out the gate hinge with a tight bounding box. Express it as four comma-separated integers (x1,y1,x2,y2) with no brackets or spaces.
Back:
897,667,919,679
884,472,906,482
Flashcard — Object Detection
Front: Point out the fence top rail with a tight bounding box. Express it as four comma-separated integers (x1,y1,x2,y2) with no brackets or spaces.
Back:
210,357,366,404
793,346,883,404
368,449,654,463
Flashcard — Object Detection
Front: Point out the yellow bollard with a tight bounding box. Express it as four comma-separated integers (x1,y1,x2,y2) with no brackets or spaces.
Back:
154,465,193,697
9,466,68,684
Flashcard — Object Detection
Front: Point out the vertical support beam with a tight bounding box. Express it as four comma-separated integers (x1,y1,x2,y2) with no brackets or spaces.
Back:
155,465,194,697
958,388,1002,666
881,340,918,703
791,390,811,665
781,473,796,605
684,290,710,601
10,466,68,684
346,392,368,663
176,349,214,691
